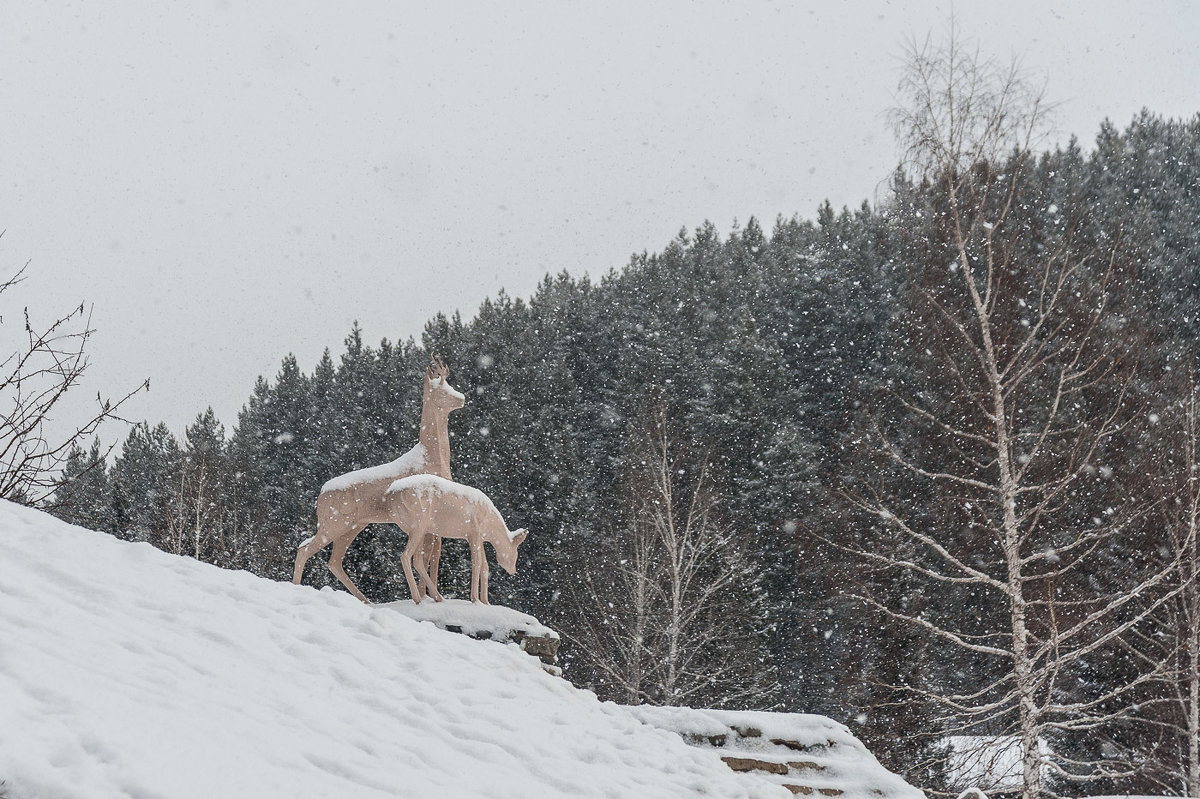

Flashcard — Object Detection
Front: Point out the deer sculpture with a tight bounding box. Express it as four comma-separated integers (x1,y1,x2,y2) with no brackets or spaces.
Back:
292,357,465,603
384,474,527,604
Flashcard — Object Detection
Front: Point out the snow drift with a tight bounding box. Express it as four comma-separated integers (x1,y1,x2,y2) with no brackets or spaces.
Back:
0,500,785,798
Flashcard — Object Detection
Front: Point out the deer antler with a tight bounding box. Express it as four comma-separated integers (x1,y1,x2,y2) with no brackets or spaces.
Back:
429,354,449,379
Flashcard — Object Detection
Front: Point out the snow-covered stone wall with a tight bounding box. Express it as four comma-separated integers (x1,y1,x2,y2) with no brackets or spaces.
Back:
378,597,561,668
629,705,926,799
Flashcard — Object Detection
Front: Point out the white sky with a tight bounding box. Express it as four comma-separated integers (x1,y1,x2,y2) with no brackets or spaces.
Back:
1,1,1197,439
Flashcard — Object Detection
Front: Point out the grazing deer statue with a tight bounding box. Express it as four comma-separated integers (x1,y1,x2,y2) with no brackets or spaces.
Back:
384,474,528,605
292,357,465,603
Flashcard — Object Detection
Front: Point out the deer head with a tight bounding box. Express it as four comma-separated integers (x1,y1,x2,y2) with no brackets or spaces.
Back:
494,528,527,575
424,355,465,412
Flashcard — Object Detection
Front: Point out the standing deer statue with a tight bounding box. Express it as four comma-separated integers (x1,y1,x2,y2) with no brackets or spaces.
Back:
384,474,528,604
292,356,465,603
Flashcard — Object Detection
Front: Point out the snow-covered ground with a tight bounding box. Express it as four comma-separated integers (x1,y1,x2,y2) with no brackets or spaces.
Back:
0,500,786,799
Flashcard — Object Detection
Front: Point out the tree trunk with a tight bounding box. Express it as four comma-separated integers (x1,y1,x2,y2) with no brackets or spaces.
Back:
1188,504,1200,797
1189,618,1199,796
193,464,207,561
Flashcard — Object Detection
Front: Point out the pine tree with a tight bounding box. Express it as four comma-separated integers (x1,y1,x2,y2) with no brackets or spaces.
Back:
53,438,113,534
109,422,182,548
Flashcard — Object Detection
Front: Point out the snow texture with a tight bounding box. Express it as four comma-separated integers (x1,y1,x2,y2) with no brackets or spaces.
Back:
320,442,427,492
629,705,925,799
0,500,786,799
378,597,559,641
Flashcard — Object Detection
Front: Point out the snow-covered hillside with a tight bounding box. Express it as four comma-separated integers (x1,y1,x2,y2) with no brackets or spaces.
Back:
0,500,786,798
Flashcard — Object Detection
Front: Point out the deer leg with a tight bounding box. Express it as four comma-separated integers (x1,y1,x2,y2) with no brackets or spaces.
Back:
328,532,370,604
414,535,442,601
428,535,442,591
412,540,444,603
479,553,490,605
400,538,424,604
469,538,487,604
410,534,427,602
292,533,326,585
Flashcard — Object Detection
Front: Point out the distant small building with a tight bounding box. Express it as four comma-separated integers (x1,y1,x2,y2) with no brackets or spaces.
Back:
945,735,1051,796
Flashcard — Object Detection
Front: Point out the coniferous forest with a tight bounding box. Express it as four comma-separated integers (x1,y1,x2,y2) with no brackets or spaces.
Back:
42,101,1200,794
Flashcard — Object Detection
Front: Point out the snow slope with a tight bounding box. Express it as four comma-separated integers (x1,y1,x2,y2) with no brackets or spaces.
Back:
0,500,785,799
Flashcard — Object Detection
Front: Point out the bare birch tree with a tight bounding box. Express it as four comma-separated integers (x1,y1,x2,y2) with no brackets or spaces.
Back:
571,402,779,709
1,258,147,505
842,30,1182,799
177,409,228,563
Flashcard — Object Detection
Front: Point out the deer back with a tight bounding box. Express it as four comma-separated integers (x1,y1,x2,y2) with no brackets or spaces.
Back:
316,444,430,525
384,474,501,543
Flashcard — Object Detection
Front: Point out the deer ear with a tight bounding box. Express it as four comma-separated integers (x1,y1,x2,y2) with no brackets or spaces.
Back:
511,529,528,547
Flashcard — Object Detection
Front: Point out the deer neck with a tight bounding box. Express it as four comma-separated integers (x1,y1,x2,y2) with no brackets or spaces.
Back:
418,402,452,478
481,518,510,550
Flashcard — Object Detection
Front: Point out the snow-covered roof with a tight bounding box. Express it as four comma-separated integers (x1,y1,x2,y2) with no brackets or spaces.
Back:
0,500,786,799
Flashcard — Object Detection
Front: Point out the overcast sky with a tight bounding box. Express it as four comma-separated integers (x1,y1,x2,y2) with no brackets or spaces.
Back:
2,1,1197,440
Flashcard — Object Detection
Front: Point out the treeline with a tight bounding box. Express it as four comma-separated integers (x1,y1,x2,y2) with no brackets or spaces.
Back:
53,109,1200,794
